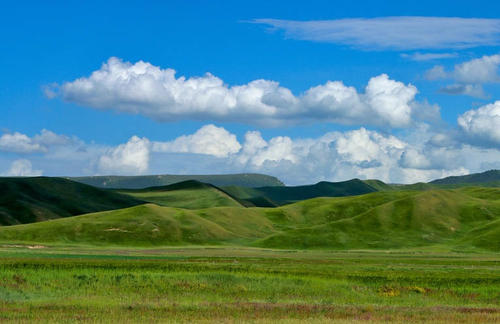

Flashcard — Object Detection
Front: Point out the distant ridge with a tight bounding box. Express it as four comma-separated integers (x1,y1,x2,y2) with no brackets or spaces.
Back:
430,170,500,186
224,179,377,206
69,173,284,189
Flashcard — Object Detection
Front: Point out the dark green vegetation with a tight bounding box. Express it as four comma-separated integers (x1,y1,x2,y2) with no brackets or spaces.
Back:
0,177,143,226
224,178,377,206
1,187,499,251
430,169,500,187
117,180,244,209
69,173,284,189
0,246,498,322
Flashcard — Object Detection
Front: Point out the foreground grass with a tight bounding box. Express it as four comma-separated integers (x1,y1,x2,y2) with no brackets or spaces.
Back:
0,246,498,322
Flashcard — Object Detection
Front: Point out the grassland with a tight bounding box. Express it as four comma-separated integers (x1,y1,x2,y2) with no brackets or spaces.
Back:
117,180,243,209
1,187,499,251
0,245,498,323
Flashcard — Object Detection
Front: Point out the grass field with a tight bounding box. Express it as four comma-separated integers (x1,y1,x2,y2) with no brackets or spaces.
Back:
118,181,243,209
0,245,498,323
1,188,499,251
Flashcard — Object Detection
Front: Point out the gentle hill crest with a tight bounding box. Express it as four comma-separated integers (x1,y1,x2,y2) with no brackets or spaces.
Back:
117,180,244,209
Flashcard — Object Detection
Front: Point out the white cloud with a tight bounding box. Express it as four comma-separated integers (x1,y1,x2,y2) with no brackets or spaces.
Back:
364,74,417,127
238,132,296,166
252,17,500,50
426,54,500,98
51,57,428,128
152,124,241,158
425,65,448,80
458,101,500,145
2,124,499,185
98,136,150,175
0,132,45,153
426,54,500,83
398,149,432,169
453,54,500,84
153,125,498,185
3,159,42,176
0,129,75,154
401,52,458,61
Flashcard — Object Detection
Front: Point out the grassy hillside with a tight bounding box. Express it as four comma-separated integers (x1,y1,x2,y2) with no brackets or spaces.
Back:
0,177,143,226
430,169,500,186
224,179,377,206
69,173,284,189
117,180,244,209
1,187,498,251
362,179,395,191
257,189,500,250
0,204,274,246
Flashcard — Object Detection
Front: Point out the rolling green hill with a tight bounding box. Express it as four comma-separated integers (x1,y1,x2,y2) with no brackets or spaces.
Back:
0,177,144,225
1,187,498,251
223,179,377,206
69,173,284,189
430,169,500,187
117,180,244,209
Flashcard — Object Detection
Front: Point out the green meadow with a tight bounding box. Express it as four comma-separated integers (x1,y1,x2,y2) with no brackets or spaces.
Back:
0,246,498,323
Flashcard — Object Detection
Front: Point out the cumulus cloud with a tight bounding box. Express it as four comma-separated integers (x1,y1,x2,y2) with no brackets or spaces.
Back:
458,101,500,145
0,132,45,153
98,136,150,175
453,54,500,84
2,123,499,184
426,54,500,97
50,57,429,128
0,129,74,154
426,55,500,83
252,17,500,50
152,124,241,158
2,159,43,176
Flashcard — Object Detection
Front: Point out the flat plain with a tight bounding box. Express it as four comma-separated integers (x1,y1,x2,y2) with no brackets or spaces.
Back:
0,245,498,323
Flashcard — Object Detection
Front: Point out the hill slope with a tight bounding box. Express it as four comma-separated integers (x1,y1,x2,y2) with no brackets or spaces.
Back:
117,180,244,209
224,179,377,206
69,173,284,189
0,177,144,225
1,187,498,251
430,169,500,187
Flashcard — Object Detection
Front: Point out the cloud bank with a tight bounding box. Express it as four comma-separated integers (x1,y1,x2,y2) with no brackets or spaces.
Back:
3,108,500,184
50,57,435,128
252,17,500,50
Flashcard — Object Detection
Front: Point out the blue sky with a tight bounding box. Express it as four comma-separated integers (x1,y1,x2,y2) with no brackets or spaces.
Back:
1,1,500,184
